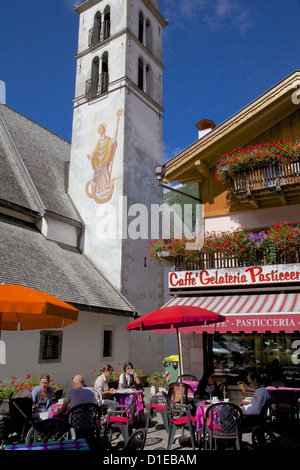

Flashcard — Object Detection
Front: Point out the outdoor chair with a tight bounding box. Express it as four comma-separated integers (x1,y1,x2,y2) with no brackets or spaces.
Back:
106,393,138,445
217,381,228,399
203,402,243,450
176,374,197,382
167,382,195,405
25,418,76,444
162,392,197,450
237,381,255,404
271,389,299,421
85,387,102,406
145,394,169,433
123,428,147,451
8,390,33,442
242,398,272,432
251,426,279,450
53,388,64,402
64,403,104,450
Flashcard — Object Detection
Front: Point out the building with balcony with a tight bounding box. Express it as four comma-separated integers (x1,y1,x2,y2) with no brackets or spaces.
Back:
158,71,300,384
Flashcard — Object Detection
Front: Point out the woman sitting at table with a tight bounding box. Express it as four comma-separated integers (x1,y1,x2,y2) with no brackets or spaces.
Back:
118,362,141,390
242,370,270,416
94,364,118,409
194,371,222,406
31,374,53,420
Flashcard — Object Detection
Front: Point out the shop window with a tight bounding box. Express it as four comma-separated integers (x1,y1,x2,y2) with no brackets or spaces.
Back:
39,331,63,363
103,330,113,357
212,332,300,382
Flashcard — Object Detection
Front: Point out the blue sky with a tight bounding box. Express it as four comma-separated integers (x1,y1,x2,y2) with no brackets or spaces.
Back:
1,0,300,163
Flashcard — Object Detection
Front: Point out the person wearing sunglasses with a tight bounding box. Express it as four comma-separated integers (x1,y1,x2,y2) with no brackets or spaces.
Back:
194,370,222,406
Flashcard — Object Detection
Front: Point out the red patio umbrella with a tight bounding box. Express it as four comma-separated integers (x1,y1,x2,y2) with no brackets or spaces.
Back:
127,305,226,400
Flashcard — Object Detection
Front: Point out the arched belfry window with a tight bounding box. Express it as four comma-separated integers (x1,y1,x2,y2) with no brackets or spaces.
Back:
139,12,144,43
138,57,144,91
89,11,102,47
138,58,151,96
89,6,111,47
101,52,109,93
138,12,152,51
146,19,152,51
103,6,111,40
86,53,109,99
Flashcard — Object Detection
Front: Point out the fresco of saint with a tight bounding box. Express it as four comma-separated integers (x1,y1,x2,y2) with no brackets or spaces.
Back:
86,108,123,204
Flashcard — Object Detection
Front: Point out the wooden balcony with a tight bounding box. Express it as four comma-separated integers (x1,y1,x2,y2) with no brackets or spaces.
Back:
172,248,300,272
232,159,300,208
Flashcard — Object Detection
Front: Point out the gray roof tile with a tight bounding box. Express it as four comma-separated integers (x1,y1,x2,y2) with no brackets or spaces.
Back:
0,213,134,314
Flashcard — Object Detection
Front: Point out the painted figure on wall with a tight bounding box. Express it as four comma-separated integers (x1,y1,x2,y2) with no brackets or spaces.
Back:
86,108,123,204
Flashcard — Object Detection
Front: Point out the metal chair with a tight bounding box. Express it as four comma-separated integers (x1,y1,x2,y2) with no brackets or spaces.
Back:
251,426,279,449
106,393,138,445
145,394,169,433
238,381,255,404
176,374,198,382
25,418,76,443
85,387,102,406
64,403,104,449
162,392,197,450
271,389,299,421
167,382,195,405
53,388,64,402
203,402,243,450
123,428,147,451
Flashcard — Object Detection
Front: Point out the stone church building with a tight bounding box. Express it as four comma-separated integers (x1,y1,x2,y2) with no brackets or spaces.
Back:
0,0,168,389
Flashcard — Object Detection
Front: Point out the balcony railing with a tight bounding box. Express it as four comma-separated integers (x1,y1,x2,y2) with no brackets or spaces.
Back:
88,21,110,47
233,160,300,194
85,72,109,100
172,248,300,271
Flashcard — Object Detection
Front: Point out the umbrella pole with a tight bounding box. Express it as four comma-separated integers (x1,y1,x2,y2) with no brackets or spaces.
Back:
176,327,183,405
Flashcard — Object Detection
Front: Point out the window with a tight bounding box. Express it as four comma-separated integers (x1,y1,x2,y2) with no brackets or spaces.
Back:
138,57,144,91
103,6,111,40
39,331,63,363
138,58,151,95
138,12,152,51
89,7,110,47
86,52,109,99
139,11,144,43
103,330,113,357
89,11,102,47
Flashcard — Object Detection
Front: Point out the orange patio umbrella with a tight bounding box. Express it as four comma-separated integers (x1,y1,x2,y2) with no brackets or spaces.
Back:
0,284,79,338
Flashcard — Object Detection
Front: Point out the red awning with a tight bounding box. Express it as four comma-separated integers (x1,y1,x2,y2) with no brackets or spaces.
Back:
164,293,300,333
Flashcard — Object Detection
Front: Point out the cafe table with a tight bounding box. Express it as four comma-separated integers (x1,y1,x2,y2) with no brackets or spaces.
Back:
4,438,89,451
195,399,230,434
113,389,144,414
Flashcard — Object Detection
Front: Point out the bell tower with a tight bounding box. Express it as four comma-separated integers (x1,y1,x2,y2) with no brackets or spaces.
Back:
69,0,167,320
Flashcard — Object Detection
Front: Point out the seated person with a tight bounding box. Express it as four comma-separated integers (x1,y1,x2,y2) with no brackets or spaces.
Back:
94,364,118,410
54,374,96,416
118,362,141,389
31,374,53,420
242,370,270,416
194,371,222,405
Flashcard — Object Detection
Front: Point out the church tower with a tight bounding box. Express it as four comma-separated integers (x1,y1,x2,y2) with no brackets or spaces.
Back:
69,0,167,328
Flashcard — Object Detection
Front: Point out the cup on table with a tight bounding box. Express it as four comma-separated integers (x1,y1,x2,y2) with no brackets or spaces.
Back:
223,398,229,402
212,396,218,402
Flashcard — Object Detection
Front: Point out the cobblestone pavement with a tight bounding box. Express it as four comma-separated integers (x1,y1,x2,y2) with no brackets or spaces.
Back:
109,388,300,452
